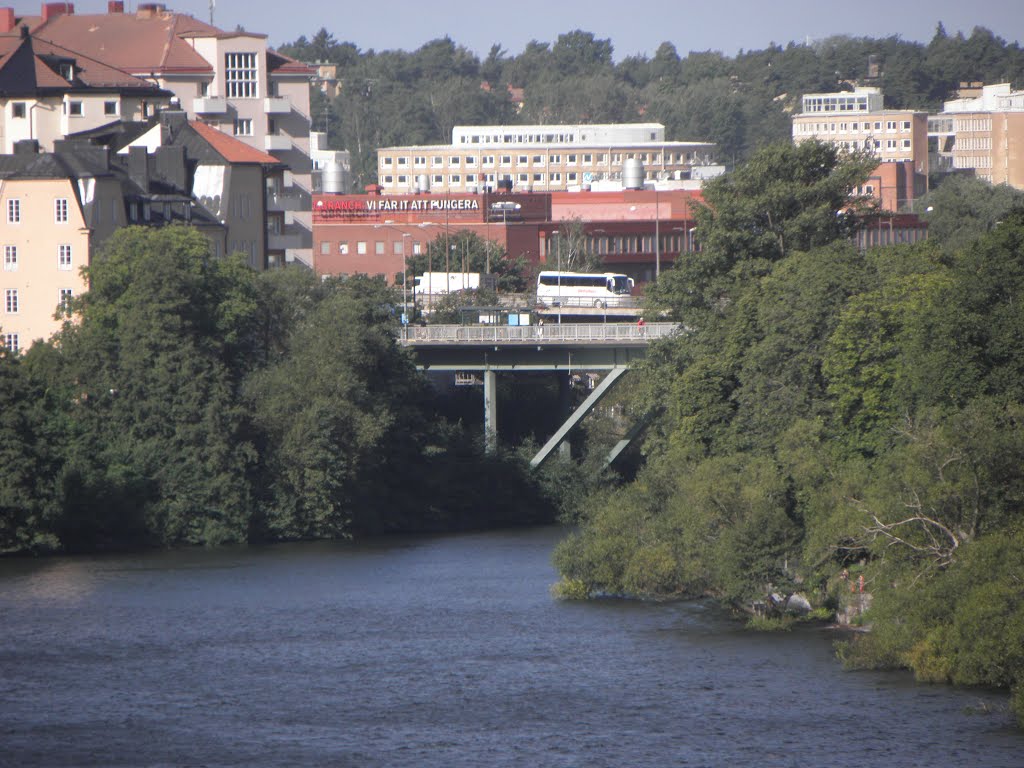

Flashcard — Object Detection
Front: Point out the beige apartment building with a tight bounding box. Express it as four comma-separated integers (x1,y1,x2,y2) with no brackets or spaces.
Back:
792,87,929,174
0,173,90,352
930,83,1024,189
7,1,315,266
377,123,716,194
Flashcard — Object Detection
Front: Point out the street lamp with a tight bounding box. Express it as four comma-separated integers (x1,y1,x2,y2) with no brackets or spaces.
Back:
374,222,412,327
654,184,660,279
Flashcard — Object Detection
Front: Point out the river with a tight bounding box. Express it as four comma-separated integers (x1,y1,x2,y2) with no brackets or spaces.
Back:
0,526,1021,767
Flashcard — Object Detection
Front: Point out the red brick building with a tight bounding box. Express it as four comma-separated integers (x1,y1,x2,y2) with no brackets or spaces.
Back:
312,187,704,288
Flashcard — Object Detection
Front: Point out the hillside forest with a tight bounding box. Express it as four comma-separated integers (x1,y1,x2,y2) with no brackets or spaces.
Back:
279,24,1024,187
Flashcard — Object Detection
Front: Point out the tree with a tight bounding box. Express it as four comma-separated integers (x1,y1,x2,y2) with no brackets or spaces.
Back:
647,140,876,325
550,216,604,273
55,226,259,548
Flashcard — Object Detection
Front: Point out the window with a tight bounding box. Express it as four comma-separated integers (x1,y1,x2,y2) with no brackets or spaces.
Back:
3,245,16,271
902,120,911,131
392,240,404,255
482,155,494,166
233,118,252,136
58,244,73,270
339,242,349,254
449,174,461,184
432,156,443,167
12,102,26,118
449,156,461,166
532,155,543,165
357,241,367,255
464,156,476,166
67,100,83,116
397,157,408,166
902,139,911,149
225,52,258,98
518,155,528,164
397,175,408,185
567,154,577,164
432,174,443,184
382,175,394,185
6,199,19,223
500,155,511,166
104,100,118,116
549,173,561,182
59,288,73,309
3,333,17,353
320,241,331,255
375,241,385,255
583,153,592,163
550,154,561,163
5,289,18,313
383,157,393,166
414,156,426,167
55,198,68,223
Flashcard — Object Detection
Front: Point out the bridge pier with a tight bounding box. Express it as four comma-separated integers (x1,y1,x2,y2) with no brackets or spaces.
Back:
483,369,497,453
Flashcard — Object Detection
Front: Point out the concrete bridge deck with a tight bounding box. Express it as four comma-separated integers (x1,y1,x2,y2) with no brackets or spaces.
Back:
400,323,679,464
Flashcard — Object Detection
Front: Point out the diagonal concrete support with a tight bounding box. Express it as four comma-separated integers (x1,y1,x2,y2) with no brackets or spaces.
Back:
530,366,629,469
605,412,652,467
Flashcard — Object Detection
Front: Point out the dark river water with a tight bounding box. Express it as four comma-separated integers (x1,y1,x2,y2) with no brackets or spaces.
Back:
1,525,1021,767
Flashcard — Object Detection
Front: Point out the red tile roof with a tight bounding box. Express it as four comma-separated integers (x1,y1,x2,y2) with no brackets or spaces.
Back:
30,9,313,77
32,11,217,74
190,120,281,165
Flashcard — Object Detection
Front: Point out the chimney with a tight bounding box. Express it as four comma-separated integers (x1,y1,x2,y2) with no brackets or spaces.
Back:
154,146,187,193
13,139,40,155
128,146,150,191
136,3,165,18
0,8,14,33
107,0,123,12
40,2,74,22
159,107,188,145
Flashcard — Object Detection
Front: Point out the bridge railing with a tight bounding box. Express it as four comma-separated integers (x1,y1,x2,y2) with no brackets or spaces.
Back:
403,322,679,345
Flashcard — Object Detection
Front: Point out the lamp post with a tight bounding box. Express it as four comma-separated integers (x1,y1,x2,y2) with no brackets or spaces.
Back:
374,222,412,327
654,184,660,279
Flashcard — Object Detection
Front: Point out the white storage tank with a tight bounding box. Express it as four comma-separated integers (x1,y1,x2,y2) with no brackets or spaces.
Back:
322,161,346,194
622,158,645,190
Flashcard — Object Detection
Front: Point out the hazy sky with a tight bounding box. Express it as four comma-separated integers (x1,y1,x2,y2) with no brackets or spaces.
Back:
153,0,1022,58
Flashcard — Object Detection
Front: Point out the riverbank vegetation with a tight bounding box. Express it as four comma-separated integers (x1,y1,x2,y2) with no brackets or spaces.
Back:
550,140,1024,725
0,227,554,554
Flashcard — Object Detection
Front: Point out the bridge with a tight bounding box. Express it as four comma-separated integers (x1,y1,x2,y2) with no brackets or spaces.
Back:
400,322,678,467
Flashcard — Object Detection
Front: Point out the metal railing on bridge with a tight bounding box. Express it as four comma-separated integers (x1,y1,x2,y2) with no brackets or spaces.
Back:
402,322,678,345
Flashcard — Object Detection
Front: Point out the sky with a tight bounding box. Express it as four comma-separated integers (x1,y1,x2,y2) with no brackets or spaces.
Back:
92,0,1024,59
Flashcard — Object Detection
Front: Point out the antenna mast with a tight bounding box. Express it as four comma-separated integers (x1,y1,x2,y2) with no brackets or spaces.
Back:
209,0,215,25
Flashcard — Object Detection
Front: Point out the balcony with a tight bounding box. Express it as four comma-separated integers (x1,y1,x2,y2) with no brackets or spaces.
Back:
266,190,305,212
265,135,292,152
267,232,304,251
264,97,291,114
194,96,228,114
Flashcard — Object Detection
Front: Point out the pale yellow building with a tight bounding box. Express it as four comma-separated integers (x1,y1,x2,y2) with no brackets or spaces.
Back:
1,174,90,351
377,123,716,194
792,87,929,176
932,83,1024,188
